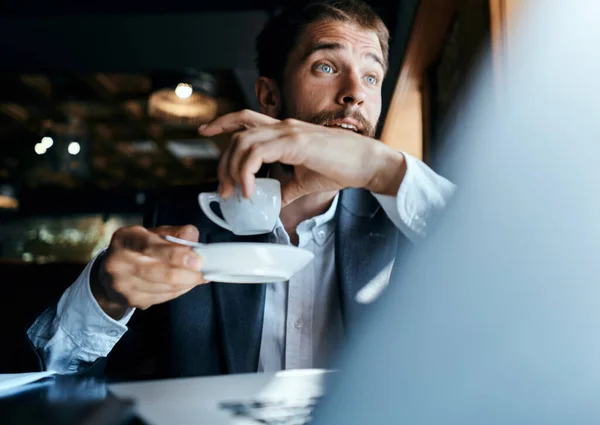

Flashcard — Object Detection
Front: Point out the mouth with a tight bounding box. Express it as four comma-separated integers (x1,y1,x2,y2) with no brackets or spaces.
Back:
324,121,361,134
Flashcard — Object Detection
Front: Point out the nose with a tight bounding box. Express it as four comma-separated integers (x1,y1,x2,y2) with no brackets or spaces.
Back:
336,71,367,107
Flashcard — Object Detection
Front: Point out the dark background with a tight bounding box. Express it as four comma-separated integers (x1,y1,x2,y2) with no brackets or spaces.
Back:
0,0,423,373
0,0,419,218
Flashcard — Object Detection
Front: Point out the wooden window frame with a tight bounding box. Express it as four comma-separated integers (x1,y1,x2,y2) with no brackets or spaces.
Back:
382,0,520,162
380,0,457,161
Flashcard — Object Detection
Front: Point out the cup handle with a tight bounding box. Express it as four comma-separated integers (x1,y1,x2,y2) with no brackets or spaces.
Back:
198,192,232,232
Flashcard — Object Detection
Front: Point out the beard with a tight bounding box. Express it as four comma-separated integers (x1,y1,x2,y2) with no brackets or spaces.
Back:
275,102,377,176
304,108,376,138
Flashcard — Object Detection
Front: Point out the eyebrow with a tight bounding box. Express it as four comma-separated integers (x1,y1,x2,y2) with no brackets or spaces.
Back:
302,42,386,72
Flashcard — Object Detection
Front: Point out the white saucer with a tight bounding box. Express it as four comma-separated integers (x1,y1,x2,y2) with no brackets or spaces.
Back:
193,242,314,284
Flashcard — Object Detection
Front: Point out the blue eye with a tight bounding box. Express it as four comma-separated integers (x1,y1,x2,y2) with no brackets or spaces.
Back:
365,75,378,85
317,63,334,74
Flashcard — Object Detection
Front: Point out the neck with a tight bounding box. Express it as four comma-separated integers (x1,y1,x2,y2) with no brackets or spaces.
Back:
270,164,337,244
280,191,337,230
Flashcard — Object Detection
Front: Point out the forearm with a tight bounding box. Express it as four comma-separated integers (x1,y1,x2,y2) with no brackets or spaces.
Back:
365,143,407,196
27,253,134,374
90,251,130,321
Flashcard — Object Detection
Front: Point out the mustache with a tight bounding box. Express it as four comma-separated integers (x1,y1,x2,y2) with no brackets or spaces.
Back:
307,109,375,137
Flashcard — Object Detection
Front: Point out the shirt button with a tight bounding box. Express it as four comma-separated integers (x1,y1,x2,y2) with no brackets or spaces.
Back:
294,318,303,329
108,330,118,337
317,230,325,239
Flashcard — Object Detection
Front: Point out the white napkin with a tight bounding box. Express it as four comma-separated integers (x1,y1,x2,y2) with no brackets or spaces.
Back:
0,371,56,394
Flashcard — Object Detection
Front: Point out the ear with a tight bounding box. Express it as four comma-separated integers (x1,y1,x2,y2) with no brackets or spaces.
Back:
255,77,281,118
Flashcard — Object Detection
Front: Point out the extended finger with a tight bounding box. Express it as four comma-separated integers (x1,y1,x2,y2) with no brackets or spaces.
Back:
144,244,203,271
217,142,236,198
114,225,198,250
133,255,206,287
104,246,203,282
199,110,279,137
128,231,203,270
112,273,202,299
227,131,264,190
239,138,306,197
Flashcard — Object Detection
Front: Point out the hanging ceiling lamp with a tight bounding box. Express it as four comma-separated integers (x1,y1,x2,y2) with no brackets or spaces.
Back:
0,183,18,209
148,71,218,126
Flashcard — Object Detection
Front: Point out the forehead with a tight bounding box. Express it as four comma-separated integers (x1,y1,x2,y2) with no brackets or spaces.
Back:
293,20,383,59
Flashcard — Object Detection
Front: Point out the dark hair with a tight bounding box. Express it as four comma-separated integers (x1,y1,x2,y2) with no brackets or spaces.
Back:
256,0,390,84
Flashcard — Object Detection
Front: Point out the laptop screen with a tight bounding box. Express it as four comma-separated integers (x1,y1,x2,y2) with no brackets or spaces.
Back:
313,2,600,424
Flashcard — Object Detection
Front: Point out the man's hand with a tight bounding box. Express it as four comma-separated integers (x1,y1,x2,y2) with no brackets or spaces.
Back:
91,225,207,320
199,109,407,206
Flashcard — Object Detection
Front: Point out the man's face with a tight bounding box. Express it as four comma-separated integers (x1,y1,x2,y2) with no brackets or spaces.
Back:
279,20,385,138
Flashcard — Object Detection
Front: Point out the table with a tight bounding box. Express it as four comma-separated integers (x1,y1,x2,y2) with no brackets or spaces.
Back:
111,369,328,425
0,374,136,425
0,370,328,425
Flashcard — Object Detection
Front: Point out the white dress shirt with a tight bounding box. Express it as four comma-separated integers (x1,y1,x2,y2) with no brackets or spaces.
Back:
258,195,341,371
27,153,456,374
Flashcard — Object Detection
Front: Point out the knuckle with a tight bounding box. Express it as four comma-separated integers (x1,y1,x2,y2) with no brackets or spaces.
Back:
164,247,177,263
111,227,129,245
228,166,241,182
218,160,229,178
130,297,148,310
122,289,134,302
189,272,203,285
231,131,243,145
294,130,307,144
121,289,140,308
111,280,126,296
179,224,199,238
282,118,298,126
103,255,121,276
169,247,189,266
139,240,154,256
164,268,180,285
133,261,152,282
242,154,259,174
168,291,183,300
234,132,253,150
286,129,302,143
194,271,206,284
152,225,172,235
239,137,253,150
248,142,262,155
129,225,146,234
113,225,147,250
193,254,204,270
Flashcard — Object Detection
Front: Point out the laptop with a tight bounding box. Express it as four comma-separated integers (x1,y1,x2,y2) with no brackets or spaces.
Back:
312,1,600,424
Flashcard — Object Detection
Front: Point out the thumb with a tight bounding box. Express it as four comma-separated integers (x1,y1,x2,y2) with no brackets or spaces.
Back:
280,180,306,207
174,225,200,242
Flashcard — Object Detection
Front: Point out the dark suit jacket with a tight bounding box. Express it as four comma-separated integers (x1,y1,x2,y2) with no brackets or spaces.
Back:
20,183,404,380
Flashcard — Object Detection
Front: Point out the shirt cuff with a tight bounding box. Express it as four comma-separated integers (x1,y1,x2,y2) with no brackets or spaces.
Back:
56,249,135,356
372,152,456,242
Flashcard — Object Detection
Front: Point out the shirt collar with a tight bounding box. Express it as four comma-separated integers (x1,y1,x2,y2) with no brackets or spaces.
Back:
273,193,339,247
313,192,339,227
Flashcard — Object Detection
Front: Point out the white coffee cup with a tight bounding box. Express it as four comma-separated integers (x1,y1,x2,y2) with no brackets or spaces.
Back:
198,178,281,235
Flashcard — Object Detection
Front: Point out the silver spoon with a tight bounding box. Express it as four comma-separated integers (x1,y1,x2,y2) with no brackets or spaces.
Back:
161,234,205,248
